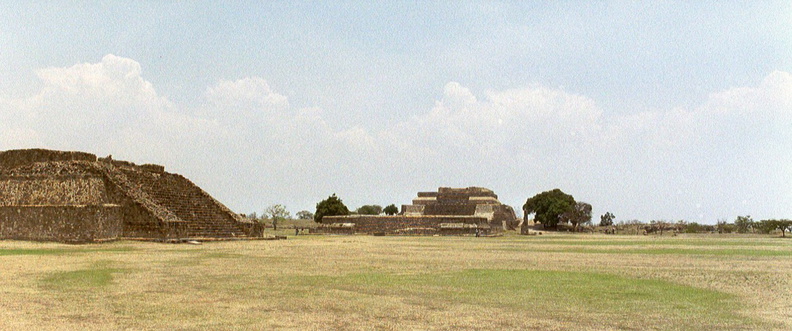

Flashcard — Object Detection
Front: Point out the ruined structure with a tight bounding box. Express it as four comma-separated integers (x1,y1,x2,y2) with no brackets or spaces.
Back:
319,187,519,235
0,149,261,242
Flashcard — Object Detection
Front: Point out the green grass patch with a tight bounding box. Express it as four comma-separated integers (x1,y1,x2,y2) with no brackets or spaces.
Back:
40,261,126,291
289,269,761,329
503,237,791,247
489,246,792,256
0,246,135,256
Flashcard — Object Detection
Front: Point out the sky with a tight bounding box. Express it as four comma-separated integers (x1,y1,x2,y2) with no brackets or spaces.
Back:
1,1,791,223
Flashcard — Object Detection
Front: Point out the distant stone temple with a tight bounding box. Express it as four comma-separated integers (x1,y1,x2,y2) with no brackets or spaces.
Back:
319,187,519,235
0,149,261,243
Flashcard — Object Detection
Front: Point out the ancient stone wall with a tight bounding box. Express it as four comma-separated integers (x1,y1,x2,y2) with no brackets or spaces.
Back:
401,204,425,215
321,215,488,234
402,186,518,230
0,149,96,169
0,176,107,206
0,205,122,242
0,148,261,241
438,186,497,198
423,204,477,216
118,168,253,238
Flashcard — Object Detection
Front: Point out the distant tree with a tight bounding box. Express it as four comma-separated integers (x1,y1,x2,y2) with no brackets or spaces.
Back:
383,204,399,215
561,201,592,231
265,204,291,230
734,215,754,233
296,210,314,220
649,220,673,235
620,219,644,235
674,220,688,233
684,222,704,233
314,193,350,223
356,204,383,215
716,219,734,234
759,219,792,237
523,189,576,229
248,212,258,220
599,212,615,227
777,220,791,237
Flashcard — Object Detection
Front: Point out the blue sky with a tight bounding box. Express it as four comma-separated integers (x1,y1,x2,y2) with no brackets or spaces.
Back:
1,1,791,223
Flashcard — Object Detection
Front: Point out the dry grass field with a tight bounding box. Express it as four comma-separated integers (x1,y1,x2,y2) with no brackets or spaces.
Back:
1,232,790,330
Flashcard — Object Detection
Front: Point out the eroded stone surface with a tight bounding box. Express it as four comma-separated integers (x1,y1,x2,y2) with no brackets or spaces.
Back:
319,187,519,235
0,149,261,242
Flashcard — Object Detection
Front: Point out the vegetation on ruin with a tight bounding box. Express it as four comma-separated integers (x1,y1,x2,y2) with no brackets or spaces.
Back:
383,204,398,215
313,193,349,223
0,233,789,330
355,204,382,215
295,210,314,220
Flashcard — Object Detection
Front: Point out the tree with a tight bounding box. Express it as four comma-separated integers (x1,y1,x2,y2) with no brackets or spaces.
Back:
684,222,705,233
561,201,592,231
296,210,314,220
356,204,383,215
674,220,688,233
777,220,791,237
314,193,350,223
383,204,399,215
523,189,576,229
734,215,754,233
649,220,672,235
756,220,772,234
265,204,291,230
599,212,615,227
759,219,792,237
716,219,734,234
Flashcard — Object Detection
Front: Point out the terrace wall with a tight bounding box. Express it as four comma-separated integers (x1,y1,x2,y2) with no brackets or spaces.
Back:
0,148,262,241
321,215,489,234
0,149,96,169
0,204,122,243
0,176,107,206
118,168,254,238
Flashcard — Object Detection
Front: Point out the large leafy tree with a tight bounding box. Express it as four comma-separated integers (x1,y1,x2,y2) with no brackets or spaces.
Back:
383,204,399,215
561,201,592,231
777,220,792,237
759,219,792,237
314,193,350,223
523,189,576,229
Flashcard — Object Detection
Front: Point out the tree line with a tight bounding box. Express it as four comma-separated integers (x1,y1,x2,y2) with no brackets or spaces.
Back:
249,190,791,236
246,195,398,226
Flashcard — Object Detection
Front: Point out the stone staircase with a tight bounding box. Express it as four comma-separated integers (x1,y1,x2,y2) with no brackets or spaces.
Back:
118,168,250,238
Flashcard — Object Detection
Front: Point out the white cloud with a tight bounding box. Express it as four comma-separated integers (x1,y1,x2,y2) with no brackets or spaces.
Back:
205,77,289,119
0,55,789,222
0,54,172,153
36,54,155,99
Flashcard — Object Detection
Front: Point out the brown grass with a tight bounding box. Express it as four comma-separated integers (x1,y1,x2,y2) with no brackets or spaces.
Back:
0,232,790,330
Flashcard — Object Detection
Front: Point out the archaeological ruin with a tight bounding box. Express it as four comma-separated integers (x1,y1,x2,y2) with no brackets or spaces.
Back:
319,187,519,235
0,149,262,243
